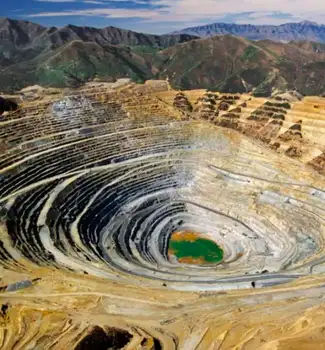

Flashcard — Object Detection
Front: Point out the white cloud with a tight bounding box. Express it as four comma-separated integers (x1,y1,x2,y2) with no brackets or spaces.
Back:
27,7,159,19
26,0,325,27
146,0,325,24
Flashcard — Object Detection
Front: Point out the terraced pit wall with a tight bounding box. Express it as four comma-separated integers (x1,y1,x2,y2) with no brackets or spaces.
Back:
0,84,324,349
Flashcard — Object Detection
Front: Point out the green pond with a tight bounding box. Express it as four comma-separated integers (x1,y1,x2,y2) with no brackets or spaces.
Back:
169,238,224,264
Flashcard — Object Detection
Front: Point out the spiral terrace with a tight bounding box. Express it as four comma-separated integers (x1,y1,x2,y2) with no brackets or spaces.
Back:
0,84,325,349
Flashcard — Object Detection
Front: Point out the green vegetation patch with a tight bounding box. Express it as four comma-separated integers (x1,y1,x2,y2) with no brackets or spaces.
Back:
169,237,224,264
241,45,259,61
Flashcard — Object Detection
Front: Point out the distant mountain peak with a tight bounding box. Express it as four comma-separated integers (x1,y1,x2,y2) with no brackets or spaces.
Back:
298,20,319,25
173,21,325,43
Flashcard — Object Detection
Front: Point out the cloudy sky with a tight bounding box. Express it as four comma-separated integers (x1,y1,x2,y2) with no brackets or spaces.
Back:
2,0,325,34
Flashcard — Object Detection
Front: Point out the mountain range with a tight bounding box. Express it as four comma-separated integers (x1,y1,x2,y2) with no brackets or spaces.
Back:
0,17,196,91
173,21,325,43
1,17,325,96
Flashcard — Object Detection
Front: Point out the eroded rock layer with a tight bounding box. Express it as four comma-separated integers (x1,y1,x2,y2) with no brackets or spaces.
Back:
0,83,325,349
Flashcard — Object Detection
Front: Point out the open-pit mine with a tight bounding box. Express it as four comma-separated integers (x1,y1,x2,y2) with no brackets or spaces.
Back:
0,81,324,349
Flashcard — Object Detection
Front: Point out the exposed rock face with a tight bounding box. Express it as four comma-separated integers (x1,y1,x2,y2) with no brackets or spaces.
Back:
272,90,303,102
309,152,325,174
213,95,241,129
0,85,324,349
279,120,303,141
244,100,289,143
173,92,193,116
194,92,219,120
285,145,303,157
0,17,46,47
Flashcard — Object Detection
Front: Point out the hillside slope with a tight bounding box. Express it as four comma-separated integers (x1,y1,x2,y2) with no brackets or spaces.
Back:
156,35,325,95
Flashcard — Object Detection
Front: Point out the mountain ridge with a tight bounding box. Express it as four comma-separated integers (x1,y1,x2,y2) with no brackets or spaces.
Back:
173,21,325,43
2,18,325,96
0,17,197,49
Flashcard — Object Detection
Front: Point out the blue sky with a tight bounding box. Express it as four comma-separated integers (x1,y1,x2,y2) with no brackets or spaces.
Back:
2,0,325,34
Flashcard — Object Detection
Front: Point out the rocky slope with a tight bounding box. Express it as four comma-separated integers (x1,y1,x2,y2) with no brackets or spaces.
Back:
174,21,325,42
